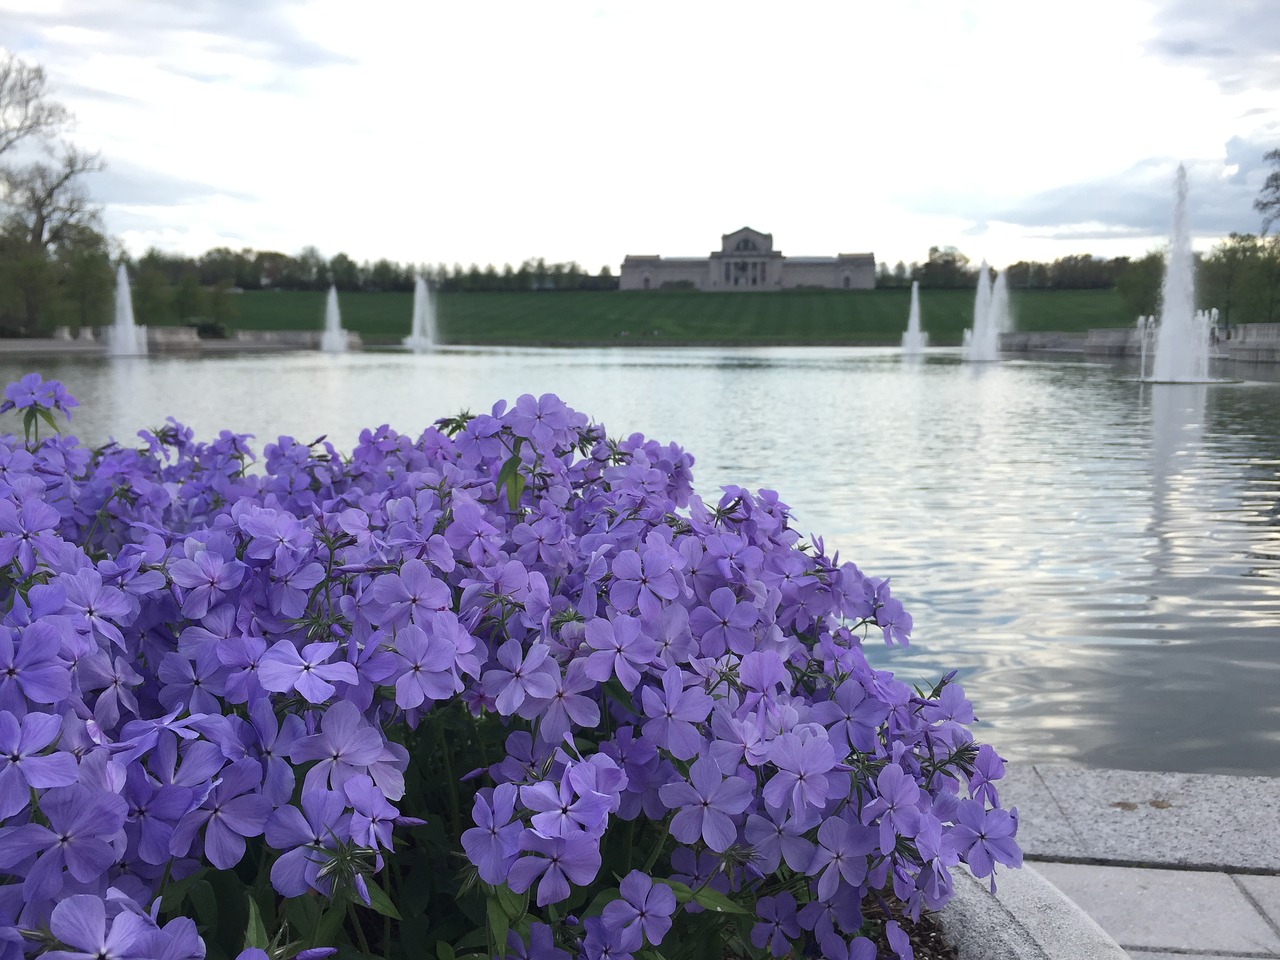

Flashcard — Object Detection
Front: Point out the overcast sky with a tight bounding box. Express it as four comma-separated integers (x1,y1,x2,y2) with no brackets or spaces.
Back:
2,0,1278,272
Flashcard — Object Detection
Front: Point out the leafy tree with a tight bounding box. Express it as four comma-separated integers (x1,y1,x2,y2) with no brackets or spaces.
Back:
328,252,361,291
1200,234,1259,326
918,246,974,288
367,258,407,291
174,273,205,319
1247,235,1280,323
54,223,112,331
1115,250,1164,319
295,246,329,290
132,261,174,325
207,279,238,328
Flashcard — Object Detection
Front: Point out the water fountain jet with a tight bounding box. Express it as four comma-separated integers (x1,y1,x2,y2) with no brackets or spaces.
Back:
402,275,438,352
107,264,147,356
901,281,927,356
1149,165,1213,383
320,285,347,353
963,262,1011,362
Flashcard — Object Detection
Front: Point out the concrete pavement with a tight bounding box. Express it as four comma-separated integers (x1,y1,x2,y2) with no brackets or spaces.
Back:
1000,764,1280,958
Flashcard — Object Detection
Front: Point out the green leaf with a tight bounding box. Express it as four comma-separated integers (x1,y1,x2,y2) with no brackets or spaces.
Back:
486,896,510,957
436,943,457,960
310,906,345,949
494,883,528,922
189,879,218,930
508,472,526,512
580,886,621,919
244,896,269,950
653,878,694,904
496,453,525,512
690,886,748,915
284,895,322,938
36,407,58,433
159,867,208,917
362,877,402,920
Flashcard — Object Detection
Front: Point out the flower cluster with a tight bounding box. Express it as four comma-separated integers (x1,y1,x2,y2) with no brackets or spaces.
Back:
0,376,1019,960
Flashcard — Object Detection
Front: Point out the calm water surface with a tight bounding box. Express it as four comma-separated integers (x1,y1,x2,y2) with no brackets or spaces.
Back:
8,347,1280,775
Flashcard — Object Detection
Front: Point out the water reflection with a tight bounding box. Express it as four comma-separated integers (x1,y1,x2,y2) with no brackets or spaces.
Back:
3,349,1280,773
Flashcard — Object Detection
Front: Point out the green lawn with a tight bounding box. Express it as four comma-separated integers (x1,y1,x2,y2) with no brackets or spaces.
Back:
221,288,1130,345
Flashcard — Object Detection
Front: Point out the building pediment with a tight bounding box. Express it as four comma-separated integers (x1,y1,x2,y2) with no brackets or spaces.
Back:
719,227,773,255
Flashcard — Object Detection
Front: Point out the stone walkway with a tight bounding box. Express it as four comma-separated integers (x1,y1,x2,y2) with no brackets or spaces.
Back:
1001,764,1280,958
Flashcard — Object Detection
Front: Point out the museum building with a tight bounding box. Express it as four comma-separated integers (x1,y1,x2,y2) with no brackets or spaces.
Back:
619,227,876,292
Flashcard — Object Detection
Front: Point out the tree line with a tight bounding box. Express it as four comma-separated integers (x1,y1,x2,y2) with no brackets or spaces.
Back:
876,246,1134,291
131,245,619,295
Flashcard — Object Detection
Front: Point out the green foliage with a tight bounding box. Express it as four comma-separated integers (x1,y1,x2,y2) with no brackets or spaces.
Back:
1115,251,1164,319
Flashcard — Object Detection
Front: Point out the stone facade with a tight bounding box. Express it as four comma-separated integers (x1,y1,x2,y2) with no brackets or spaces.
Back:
620,227,875,292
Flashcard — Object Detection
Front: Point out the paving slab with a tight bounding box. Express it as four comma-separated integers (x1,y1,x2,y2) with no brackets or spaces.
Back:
1000,763,1280,871
1032,862,1280,954
1236,875,1280,933
1126,953,1261,959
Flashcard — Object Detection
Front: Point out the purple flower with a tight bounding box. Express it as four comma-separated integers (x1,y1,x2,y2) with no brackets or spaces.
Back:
659,756,751,852
508,830,602,907
533,660,600,745
582,613,656,691
945,799,1022,887
744,805,817,875
169,550,246,620
601,870,676,951
750,891,801,958
0,783,127,900
290,700,385,793
0,498,64,576
391,622,459,709
688,586,758,657
60,568,130,649
507,393,576,447
641,667,712,761
0,622,70,709
861,763,923,856
343,774,400,852
807,815,876,902
265,788,351,897
0,710,78,819
520,772,611,839
967,743,1006,807
258,639,359,704
609,546,681,620
169,757,272,869
482,638,558,716
810,678,890,755
763,730,839,817
248,696,304,806
370,558,451,628
41,895,151,960
122,764,192,866
461,783,521,884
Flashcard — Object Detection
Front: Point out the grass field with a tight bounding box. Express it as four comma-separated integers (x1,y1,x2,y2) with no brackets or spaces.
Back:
222,287,1131,345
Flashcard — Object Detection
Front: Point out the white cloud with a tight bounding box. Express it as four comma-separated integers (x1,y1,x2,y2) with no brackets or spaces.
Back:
2,0,1277,270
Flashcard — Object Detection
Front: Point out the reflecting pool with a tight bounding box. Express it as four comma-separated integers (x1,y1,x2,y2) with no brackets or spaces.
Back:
7,347,1280,774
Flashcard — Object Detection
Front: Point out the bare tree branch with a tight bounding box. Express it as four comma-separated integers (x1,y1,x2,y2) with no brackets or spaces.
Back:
1254,148,1280,235
0,52,71,158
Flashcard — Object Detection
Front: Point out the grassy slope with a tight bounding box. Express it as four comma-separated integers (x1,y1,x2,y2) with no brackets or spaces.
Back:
223,288,1130,345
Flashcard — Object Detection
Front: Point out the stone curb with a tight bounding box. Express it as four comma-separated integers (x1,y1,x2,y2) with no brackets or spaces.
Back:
937,863,1127,960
